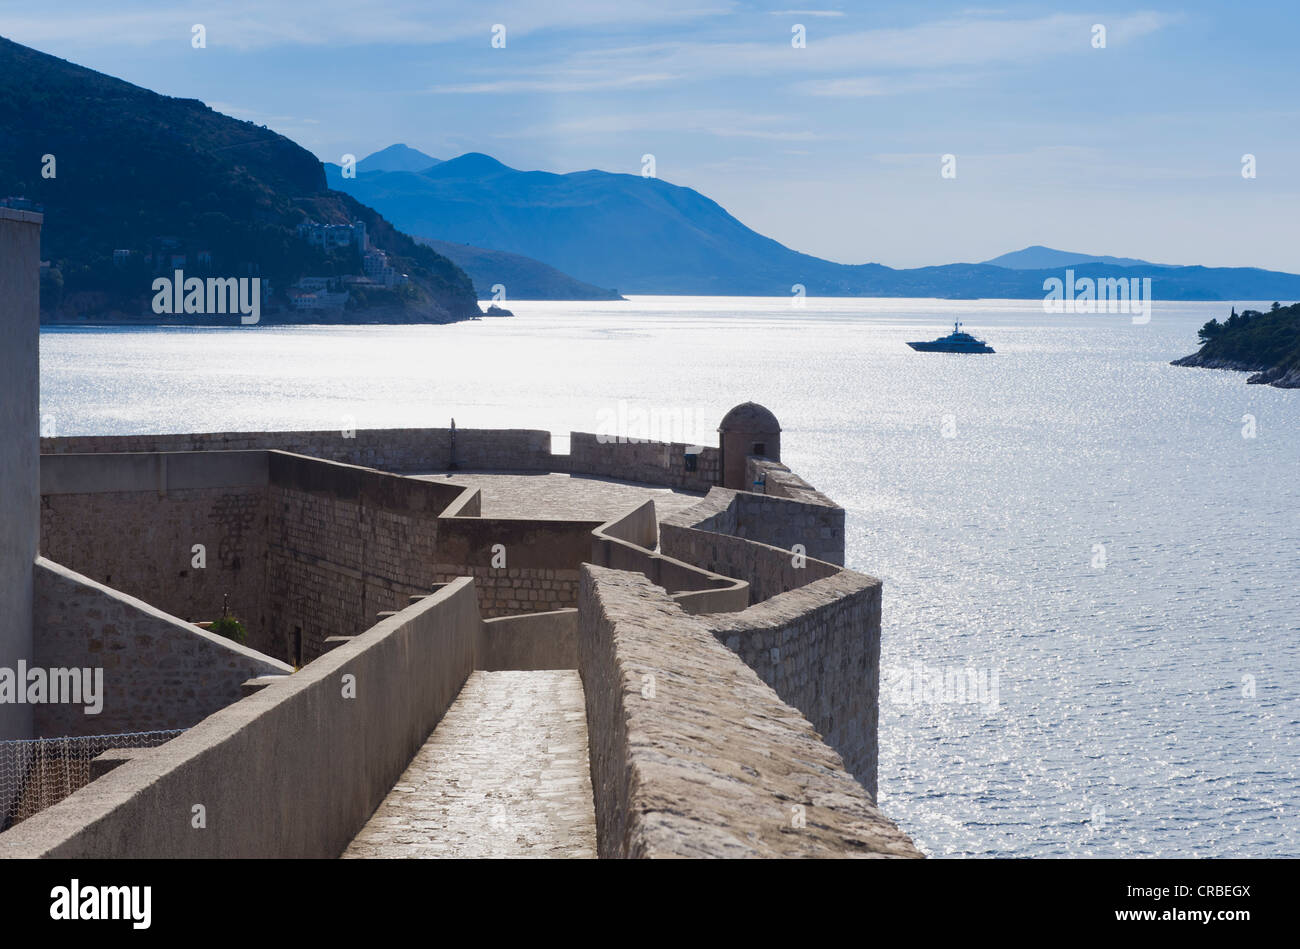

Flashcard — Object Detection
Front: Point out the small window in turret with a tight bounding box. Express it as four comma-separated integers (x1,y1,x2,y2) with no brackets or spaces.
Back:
752,442,766,457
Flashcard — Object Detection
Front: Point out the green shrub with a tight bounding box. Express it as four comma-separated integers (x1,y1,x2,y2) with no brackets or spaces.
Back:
209,614,247,644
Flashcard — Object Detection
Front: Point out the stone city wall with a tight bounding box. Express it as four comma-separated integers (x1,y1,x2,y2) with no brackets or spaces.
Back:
702,571,882,798
31,558,290,738
0,579,480,858
589,501,749,615
569,432,719,491
659,521,839,606
39,452,274,655
659,485,879,794
266,452,463,661
577,566,919,858
664,484,845,568
36,448,633,660
478,609,578,671
42,427,734,489
746,457,838,506
433,514,602,618
41,428,554,473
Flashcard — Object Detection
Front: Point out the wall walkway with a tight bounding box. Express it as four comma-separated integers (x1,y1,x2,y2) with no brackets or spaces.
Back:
343,670,596,858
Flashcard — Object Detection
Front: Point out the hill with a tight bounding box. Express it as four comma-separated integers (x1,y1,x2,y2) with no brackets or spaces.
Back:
357,144,442,174
420,239,624,300
327,149,1300,301
981,245,1160,270
1172,302,1300,388
0,37,480,324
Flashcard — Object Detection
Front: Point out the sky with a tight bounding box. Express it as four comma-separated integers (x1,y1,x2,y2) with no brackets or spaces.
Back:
4,1,1299,271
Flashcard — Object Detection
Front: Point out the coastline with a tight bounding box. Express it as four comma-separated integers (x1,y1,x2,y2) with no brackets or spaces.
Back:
1171,352,1300,388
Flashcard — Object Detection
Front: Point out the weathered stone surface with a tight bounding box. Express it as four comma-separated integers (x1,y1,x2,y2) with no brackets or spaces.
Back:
704,571,881,798
578,566,920,859
569,433,719,492
41,428,555,473
0,579,480,858
40,483,273,654
343,670,596,858
413,470,704,522
32,558,290,737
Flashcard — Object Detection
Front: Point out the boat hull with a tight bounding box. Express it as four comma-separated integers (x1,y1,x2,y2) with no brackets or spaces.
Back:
906,341,995,353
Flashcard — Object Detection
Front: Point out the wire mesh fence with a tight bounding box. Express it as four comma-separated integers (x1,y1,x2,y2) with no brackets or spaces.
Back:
0,729,185,832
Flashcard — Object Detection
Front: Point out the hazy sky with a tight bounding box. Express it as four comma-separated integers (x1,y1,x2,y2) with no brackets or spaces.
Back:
5,1,1298,270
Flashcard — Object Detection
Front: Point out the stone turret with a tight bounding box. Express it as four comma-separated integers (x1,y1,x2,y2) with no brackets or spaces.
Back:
718,402,781,490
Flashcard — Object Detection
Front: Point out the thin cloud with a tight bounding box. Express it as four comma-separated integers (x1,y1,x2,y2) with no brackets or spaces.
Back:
429,74,679,95
429,12,1176,98
0,0,738,50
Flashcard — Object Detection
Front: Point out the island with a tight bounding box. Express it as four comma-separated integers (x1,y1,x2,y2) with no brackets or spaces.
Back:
1172,302,1300,388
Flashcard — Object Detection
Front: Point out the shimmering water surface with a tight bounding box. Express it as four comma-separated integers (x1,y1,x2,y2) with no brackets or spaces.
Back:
40,297,1299,857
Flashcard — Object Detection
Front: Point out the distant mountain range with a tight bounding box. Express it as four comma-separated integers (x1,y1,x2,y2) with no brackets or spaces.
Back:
6,29,1296,320
328,148,1300,301
0,38,480,324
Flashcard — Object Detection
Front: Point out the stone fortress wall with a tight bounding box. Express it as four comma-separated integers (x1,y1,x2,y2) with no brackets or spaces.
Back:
32,558,290,738
3,564,921,859
40,451,273,654
580,567,914,857
19,411,911,856
40,428,555,474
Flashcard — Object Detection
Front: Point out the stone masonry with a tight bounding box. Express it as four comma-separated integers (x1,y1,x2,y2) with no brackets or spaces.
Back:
343,670,596,858
32,558,290,737
578,566,919,858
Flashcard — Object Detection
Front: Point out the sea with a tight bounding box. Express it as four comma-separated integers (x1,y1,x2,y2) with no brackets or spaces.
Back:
39,296,1300,857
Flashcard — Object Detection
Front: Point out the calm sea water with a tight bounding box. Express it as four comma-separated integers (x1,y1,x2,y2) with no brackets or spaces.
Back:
40,297,1300,858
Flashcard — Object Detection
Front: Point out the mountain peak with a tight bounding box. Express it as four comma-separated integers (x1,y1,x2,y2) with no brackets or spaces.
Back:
983,245,1157,270
357,143,441,174
427,152,515,178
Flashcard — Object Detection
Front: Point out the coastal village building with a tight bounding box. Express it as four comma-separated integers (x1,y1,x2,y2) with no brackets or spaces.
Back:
0,209,920,859
297,219,368,253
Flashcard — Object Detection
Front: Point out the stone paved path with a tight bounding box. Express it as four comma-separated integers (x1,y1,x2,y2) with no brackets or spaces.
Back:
410,470,704,523
342,670,597,858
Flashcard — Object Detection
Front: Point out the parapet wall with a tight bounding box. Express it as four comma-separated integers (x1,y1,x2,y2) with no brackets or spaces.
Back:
569,432,718,491
266,452,461,660
589,500,749,615
747,456,838,506
478,610,578,671
660,520,839,605
703,572,882,797
41,428,554,473
0,578,480,858
662,485,845,568
577,566,919,858
659,486,878,794
433,515,603,618
32,558,290,737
